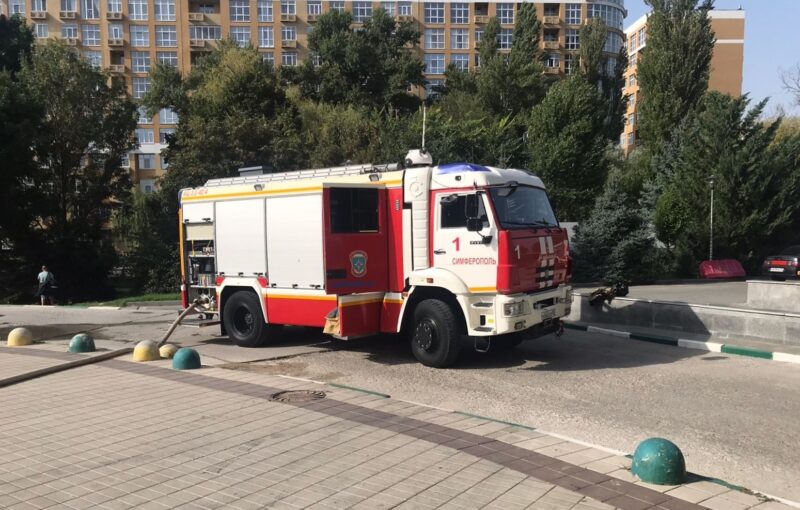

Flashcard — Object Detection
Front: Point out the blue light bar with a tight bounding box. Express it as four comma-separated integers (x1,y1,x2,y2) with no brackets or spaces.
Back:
436,162,490,174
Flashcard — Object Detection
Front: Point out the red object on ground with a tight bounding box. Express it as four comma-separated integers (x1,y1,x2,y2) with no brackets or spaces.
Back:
699,259,746,279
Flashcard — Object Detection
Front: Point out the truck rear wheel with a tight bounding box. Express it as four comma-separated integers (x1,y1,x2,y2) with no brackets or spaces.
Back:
410,299,462,368
223,290,273,348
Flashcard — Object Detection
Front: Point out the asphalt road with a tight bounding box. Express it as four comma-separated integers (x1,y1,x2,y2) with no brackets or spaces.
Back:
4,304,799,503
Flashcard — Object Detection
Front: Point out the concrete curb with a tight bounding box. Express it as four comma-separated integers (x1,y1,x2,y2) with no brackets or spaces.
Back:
565,322,800,364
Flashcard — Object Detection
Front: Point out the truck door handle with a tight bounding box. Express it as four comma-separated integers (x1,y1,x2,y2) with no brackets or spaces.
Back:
434,249,446,255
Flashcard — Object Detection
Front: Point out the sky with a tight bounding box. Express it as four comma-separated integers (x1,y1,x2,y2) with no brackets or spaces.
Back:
624,0,800,116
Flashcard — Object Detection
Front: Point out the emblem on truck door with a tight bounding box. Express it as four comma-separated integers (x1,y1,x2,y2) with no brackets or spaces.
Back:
350,250,368,277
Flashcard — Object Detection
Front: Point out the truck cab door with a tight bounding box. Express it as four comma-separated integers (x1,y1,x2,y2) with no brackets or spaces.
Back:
432,191,498,293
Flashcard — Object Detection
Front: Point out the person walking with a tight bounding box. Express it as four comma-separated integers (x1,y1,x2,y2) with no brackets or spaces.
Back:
36,266,56,306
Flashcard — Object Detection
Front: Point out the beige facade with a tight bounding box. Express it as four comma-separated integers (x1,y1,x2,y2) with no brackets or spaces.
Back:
621,10,745,153
2,0,626,185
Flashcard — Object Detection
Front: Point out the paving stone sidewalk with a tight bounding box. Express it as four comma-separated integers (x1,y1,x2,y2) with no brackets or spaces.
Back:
0,346,793,510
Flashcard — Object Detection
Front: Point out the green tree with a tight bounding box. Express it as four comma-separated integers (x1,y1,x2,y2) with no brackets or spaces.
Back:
653,92,800,274
525,76,610,221
636,0,715,149
287,8,424,112
8,41,137,301
0,14,34,75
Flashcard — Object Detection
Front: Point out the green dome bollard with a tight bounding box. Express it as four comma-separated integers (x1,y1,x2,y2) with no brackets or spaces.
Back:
632,437,687,485
68,333,96,353
172,347,201,370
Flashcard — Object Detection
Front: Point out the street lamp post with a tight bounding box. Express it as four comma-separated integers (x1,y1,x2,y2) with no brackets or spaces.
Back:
708,175,716,261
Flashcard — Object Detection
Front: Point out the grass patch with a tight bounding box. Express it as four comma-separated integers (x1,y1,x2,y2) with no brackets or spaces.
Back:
70,292,180,308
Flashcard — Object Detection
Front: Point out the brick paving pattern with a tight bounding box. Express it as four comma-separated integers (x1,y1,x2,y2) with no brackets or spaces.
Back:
0,346,790,510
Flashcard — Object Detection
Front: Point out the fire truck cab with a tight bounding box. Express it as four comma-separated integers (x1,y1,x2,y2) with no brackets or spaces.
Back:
179,150,572,367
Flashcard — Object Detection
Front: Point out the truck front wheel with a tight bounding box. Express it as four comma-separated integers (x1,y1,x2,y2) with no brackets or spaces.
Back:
410,299,462,368
223,290,272,348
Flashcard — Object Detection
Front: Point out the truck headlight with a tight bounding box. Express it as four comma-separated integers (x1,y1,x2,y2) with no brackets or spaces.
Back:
504,301,526,317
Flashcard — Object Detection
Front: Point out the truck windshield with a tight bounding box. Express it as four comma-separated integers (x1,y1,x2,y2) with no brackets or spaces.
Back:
489,185,558,229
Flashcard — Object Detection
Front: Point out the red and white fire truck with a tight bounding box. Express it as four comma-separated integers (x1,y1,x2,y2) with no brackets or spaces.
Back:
179,150,572,367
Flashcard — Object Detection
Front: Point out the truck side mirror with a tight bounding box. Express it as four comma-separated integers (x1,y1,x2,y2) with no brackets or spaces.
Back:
467,218,483,232
465,194,479,219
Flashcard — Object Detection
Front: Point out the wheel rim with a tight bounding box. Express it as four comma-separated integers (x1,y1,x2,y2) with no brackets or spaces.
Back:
415,317,438,352
232,306,255,337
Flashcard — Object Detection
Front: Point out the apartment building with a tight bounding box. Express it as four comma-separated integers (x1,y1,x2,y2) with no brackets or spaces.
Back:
621,9,745,152
1,0,627,186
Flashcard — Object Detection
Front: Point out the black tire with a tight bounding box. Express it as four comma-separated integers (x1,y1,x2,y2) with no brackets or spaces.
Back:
223,291,271,348
410,299,462,368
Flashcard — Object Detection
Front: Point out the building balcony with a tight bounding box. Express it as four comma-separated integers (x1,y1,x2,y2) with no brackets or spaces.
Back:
543,41,559,49
189,39,206,48
63,37,80,45
397,15,413,22
280,13,296,22
109,64,125,73
474,15,489,24
59,10,77,19
544,67,560,75
281,39,296,48
543,16,560,25
30,11,47,19
106,11,122,19
307,13,317,22
108,38,124,46
188,12,204,21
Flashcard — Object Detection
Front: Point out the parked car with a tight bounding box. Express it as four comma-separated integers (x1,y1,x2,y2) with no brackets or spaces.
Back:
762,246,800,280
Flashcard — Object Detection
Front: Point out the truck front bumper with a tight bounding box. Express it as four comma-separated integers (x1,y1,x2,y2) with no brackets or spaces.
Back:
461,285,572,336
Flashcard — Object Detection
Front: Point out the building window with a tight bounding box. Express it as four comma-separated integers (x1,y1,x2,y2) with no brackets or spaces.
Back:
329,1,344,13
628,75,635,87
398,1,411,16
137,106,151,123
159,128,175,143
588,4,623,30
257,0,272,21
565,3,581,24
121,153,129,167
259,27,274,47
280,0,294,15
450,53,468,71
545,53,560,69
135,128,154,144
424,2,443,24
281,51,297,66
130,25,149,46
496,3,513,24
107,0,120,12
604,33,623,53
628,113,635,125
231,27,250,47
34,23,48,38
605,57,617,76
565,29,579,50
137,154,155,169
629,52,636,66
32,0,46,12
189,25,221,40
154,0,174,21
131,51,150,72
639,28,646,46
81,0,98,19
629,35,637,52
424,28,444,50
10,0,25,15
84,50,101,68
329,188,379,234
60,0,75,11
628,132,635,146
379,1,394,16
229,0,249,22
61,23,78,38
128,0,147,20
425,79,442,99
628,95,635,108
564,54,573,74
108,23,123,39
132,77,150,98
281,25,296,41
450,28,468,50
353,1,372,22
140,179,155,193
159,108,178,124
307,0,321,15
155,26,177,47
156,51,178,66
475,27,483,43
196,3,214,13
261,52,275,66
424,53,444,74
450,2,468,24
81,24,100,45
499,28,512,49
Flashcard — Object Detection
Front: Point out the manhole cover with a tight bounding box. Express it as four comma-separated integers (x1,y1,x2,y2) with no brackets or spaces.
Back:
270,390,326,403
